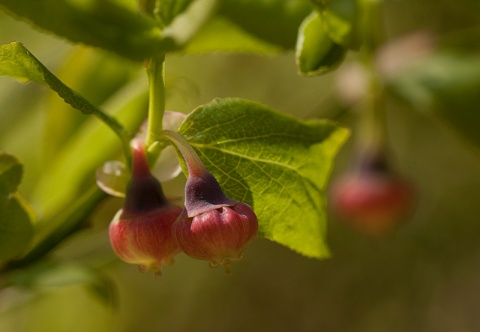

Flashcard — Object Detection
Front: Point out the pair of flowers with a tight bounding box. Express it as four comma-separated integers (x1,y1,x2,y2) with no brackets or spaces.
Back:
106,132,258,275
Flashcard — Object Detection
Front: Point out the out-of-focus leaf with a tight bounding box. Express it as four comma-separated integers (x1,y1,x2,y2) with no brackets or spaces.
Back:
0,152,22,200
15,187,106,266
0,0,163,61
219,0,313,49
183,16,281,54
386,52,480,149
179,98,349,258
156,0,194,27
1,264,113,332
162,0,219,48
296,11,347,76
0,195,35,261
0,153,34,261
9,260,115,306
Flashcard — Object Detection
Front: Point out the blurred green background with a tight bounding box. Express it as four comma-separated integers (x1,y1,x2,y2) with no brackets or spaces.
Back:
1,0,480,331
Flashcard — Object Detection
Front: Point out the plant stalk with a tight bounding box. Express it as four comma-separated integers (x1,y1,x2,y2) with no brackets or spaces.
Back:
162,130,207,177
145,54,167,162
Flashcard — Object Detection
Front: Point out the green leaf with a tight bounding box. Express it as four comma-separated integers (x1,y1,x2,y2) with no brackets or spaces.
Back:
0,194,35,261
0,0,163,61
386,52,480,149
2,261,113,332
0,152,22,200
219,0,313,49
0,42,45,84
296,11,347,76
178,98,349,258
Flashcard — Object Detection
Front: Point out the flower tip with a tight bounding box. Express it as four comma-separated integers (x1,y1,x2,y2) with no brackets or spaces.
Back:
130,138,144,151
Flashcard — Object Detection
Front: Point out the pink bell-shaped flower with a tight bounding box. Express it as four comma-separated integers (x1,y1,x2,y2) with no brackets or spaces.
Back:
330,151,415,237
163,130,258,271
109,139,182,274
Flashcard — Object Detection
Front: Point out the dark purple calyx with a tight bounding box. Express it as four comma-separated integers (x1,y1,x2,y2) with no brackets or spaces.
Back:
122,139,170,218
183,170,238,218
353,148,391,177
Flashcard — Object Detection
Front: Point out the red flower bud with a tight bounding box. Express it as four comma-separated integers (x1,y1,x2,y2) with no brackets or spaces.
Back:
173,170,258,270
109,140,182,274
330,152,415,237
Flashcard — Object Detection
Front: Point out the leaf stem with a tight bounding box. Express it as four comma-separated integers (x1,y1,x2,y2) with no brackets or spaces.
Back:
162,130,207,177
91,108,133,166
36,54,133,165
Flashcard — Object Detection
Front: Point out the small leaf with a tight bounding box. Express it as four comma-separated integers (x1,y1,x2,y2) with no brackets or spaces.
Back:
0,42,45,84
0,194,35,261
0,152,23,199
296,11,347,76
178,98,349,258
0,0,163,61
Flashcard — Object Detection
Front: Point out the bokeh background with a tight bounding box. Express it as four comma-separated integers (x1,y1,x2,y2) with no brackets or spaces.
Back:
1,0,480,331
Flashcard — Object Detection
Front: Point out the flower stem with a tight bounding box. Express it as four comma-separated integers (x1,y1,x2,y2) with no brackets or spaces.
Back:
162,130,207,177
357,0,387,153
359,0,385,55
357,72,386,152
145,54,166,149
